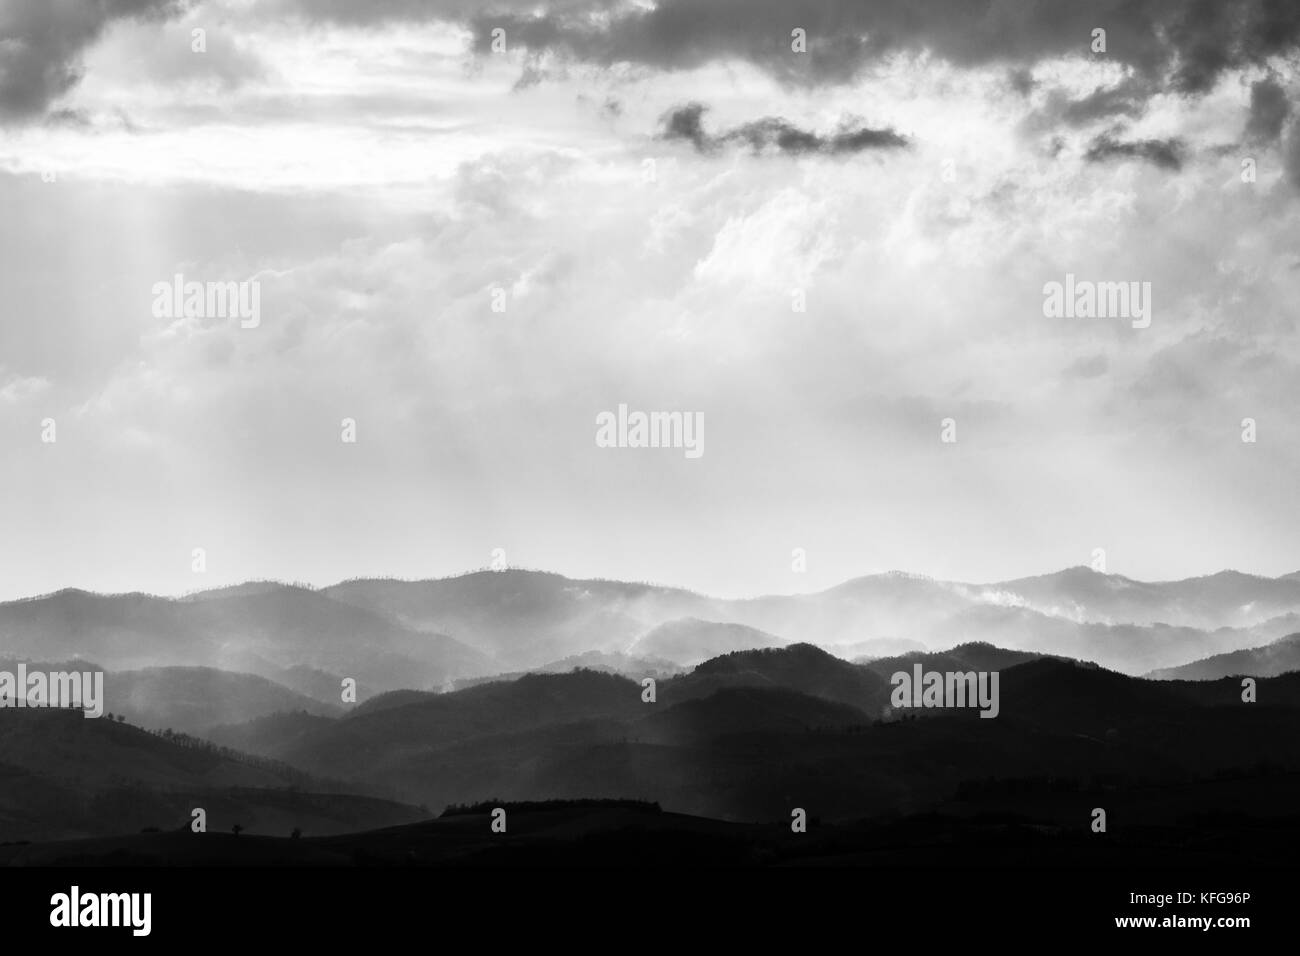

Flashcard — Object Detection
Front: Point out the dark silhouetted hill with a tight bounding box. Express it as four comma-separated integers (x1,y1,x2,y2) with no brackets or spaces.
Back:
0,708,424,842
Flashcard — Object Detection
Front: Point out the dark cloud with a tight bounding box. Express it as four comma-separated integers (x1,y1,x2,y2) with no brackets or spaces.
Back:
444,0,1300,99
660,103,907,156
1007,68,1036,96
1019,77,1159,139
1084,134,1184,171
0,0,189,122
273,0,1300,166
278,0,608,24
1245,76,1290,143
1160,0,1300,95
661,102,708,149
819,123,909,153
1059,78,1154,126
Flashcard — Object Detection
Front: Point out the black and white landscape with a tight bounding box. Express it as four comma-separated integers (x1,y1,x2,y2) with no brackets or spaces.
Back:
1,0,1299,897
0,566,1299,869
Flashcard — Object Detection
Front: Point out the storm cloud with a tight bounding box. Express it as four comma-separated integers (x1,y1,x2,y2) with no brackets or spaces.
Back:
1084,133,1185,170
660,103,907,155
451,0,1300,97
1245,76,1291,143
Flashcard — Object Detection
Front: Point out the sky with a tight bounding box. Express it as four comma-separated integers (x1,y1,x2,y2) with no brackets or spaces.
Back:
0,0,1298,600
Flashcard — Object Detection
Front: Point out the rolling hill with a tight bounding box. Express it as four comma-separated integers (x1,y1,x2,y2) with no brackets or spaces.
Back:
104,666,341,735
1145,633,1300,680
0,708,425,842
7,565,1300,707
0,586,491,696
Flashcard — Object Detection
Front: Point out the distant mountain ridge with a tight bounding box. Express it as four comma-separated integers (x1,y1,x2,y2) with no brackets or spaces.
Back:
315,566,1300,672
1146,633,1300,680
0,585,491,696
4,565,1300,684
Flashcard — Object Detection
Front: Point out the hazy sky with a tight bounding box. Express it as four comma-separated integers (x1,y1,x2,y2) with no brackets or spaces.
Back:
1,0,1298,600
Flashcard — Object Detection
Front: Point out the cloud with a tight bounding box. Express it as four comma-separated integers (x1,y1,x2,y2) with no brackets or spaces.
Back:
0,373,51,404
4,3,1300,596
1064,354,1110,379
1084,133,1184,170
1161,0,1300,95
1059,78,1154,126
0,0,190,122
1021,78,1156,137
661,102,708,149
441,0,1300,101
1245,76,1290,143
1284,119,1300,191
1124,334,1300,446
659,103,907,155
1007,68,1036,96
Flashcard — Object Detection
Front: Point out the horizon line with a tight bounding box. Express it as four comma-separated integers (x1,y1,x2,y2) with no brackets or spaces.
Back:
3,562,1298,607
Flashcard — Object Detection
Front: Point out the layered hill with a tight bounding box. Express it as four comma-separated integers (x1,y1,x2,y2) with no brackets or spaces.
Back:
0,586,490,695
7,565,1300,705
1146,633,1300,680
0,708,425,842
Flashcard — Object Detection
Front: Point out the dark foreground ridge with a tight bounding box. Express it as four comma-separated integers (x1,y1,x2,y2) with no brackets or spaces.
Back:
3,793,1299,867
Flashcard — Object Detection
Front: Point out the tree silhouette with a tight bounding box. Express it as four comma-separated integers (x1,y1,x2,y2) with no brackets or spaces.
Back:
232,823,244,837
290,827,302,840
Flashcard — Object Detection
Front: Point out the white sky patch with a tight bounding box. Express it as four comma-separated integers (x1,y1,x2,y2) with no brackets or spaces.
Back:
0,374,51,404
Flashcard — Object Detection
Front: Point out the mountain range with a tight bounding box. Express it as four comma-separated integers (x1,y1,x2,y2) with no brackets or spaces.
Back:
5,566,1300,693
98,642,1300,826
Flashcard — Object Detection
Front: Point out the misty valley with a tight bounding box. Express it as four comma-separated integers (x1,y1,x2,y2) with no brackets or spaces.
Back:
0,567,1297,868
